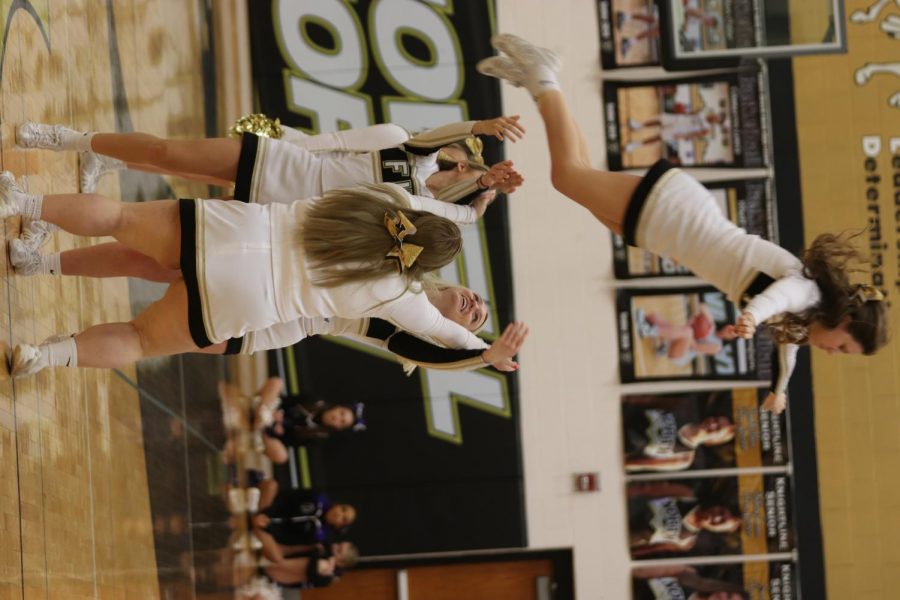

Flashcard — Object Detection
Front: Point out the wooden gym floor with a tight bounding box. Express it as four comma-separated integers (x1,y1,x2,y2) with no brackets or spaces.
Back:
0,1,236,598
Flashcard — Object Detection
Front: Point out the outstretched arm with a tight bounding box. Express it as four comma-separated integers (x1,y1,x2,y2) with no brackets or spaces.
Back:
761,343,798,414
470,115,525,142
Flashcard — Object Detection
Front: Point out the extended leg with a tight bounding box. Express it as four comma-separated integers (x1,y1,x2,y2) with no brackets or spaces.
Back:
537,91,639,234
38,193,182,270
90,133,241,184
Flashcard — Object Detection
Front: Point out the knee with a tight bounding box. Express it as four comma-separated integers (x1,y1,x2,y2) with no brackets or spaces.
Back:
132,321,155,360
550,163,578,195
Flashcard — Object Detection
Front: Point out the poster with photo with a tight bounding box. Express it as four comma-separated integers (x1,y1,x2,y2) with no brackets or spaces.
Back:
597,0,661,69
616,287,774,383
622,388,789,474
627,474,794,560
612,178,774,278
631,560,798,599
603,70,768,170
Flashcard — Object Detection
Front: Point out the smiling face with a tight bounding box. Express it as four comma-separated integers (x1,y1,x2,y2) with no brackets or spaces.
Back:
808,317,864,355
425,285,488,332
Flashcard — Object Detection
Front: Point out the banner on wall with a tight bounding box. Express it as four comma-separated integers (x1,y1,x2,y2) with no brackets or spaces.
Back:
631,560,797,600
627,474,795,560
622,388,789,474
247,0,527,556
612,178,775,278
616,287,774,383
603,70,769,170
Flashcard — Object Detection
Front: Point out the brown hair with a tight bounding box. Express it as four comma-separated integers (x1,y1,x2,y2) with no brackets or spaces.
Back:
767,233,889,354
301,184,462,288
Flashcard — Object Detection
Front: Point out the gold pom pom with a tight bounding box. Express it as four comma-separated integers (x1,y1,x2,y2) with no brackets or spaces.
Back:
228,113,284,139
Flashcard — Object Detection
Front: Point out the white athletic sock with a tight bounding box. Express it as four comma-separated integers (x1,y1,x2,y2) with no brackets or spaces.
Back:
41,335,78,368
16,193,43,220
524,64,560,100
42,252,62,276
59,129,96,152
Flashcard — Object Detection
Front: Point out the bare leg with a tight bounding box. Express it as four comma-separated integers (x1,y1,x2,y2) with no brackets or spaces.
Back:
263,434,289,465
258,479,279,510
74,279,200,367
123,161,234,188
264,558,312,586
536,90,640,234
40,194,181,269
60,242,180,283
254,528,287,563
90,133,241,184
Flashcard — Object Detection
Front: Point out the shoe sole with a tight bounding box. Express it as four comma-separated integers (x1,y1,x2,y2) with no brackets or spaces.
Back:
476,57,523,85
491,33,562,71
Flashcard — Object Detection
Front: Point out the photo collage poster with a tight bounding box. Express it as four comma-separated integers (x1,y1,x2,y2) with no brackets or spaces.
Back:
622,388,789,474
631,560,798,599
616,286,775,383
612,178,774,278
603,70,768,170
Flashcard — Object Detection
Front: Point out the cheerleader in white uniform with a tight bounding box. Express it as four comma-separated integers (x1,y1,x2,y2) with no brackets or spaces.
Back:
11,117,523,272
15,115,524,204
0,176,527,378
477,33,889,413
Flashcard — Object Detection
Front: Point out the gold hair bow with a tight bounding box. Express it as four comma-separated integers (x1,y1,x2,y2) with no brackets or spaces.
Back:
854,284,885,304
465,136,484,164
384,211,424,272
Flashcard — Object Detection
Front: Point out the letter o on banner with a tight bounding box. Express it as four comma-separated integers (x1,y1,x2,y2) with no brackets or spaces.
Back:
275,0,366,89
371,0,462,101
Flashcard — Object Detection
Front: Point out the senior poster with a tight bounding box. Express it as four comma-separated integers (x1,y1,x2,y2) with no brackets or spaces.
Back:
627,474,795,560
631,560,797,600
603,70,768,170
622,388,789,474
612,178,774,278
597,0,661,69
616,287,774,383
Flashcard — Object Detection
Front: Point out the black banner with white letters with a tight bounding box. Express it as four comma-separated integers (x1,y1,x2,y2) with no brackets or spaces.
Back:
247,0,527,556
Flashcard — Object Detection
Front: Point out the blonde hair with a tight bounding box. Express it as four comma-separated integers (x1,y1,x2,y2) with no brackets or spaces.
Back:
301,184,462,288
766,232,889,354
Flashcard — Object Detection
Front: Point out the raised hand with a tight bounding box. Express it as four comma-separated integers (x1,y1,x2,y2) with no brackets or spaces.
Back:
734,312,757,339
494,169,524,194
479,159,516,189
472,115,525,142
762,391,786,414
471,190,497,217
482,321,529,371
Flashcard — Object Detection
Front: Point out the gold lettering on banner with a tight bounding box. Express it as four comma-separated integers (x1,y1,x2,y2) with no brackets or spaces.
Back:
739,474,767,555
733,388,763,468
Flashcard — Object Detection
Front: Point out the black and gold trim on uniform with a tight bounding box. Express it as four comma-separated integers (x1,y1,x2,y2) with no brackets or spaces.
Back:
365,318,487,371
224,337,245,355
623,159,676,246
739,272,776,308
234,132,261,202
179,198,214,348
376,147,421,195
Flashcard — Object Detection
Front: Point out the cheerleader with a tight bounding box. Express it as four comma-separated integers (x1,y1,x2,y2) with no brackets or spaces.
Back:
12,117,522,266
5,230,527,374
477,33,889,414
15,115,524,205
0,176,527,378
